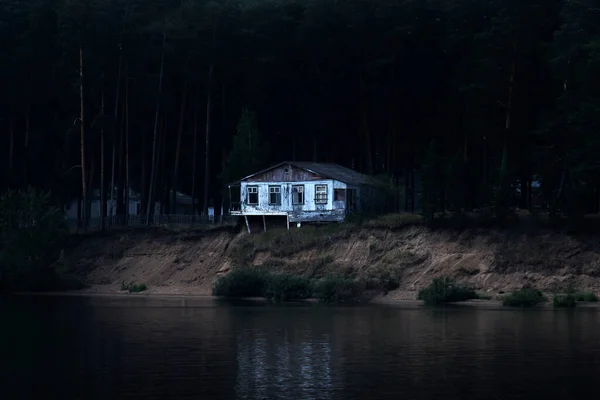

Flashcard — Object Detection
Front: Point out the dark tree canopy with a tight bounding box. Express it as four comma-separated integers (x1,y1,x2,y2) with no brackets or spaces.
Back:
1,0,600,223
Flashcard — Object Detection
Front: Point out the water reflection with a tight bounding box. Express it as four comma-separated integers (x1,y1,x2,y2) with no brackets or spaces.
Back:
2,297,600,400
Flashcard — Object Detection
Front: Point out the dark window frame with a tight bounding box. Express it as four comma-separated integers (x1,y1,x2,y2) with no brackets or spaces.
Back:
292,185,304,205
247,185,259,205
315,184,328,204
269,185,281,205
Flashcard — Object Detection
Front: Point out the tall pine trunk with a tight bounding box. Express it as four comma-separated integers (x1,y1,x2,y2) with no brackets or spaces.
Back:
172,80,187,213
79,44,88,231
8,119,14,179
191,105,199,215
100,89,106,230
125,66,130,223
146,28,166,222
203,64,214,216
110,44,123,220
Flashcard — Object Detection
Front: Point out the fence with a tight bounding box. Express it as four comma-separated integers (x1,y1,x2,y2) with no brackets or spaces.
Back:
67,214,240,233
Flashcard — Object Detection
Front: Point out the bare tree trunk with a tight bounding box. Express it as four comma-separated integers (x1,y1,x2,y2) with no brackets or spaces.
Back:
109,43,123,220
100,89,106,230
125,66,130,223
146,28,167,222
191,105,199,215
24,114,30,184
87,155,95,223
116,102,125,217
159,115,168,216
172,80,187,213
8,119,14,177
141,134,147,216
203,64,214,216
360,73,373,175
79,45,88,231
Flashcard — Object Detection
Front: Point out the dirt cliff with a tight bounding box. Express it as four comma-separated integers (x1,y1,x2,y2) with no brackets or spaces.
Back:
67,222,600,298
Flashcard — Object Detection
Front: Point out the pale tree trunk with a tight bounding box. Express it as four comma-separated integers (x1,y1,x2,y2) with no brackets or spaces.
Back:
203,64,214,216
141,134,147,215
79,44,88,231
125,66,130,223
87,155,95,223
146,28,166,222
191,105,199,215
100,89,106,230
8,119,14,177
360,73,373,175
109,44,123,221
172,80,187,213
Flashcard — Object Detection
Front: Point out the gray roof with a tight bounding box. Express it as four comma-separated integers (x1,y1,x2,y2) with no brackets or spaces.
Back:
235,161,384,187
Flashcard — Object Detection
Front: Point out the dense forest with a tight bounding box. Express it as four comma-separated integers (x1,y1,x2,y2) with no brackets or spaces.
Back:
1,0,600,226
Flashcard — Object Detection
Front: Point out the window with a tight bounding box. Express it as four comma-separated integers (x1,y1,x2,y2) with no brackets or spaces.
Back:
292,185,304,205
247,186,258,205
315,185,328,204
269,186,281,205
334,189,346,202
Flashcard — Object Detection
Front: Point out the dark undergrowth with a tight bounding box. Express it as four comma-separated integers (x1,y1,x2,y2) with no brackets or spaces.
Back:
502,287,546,307
212,267,374,304
416,277,479,305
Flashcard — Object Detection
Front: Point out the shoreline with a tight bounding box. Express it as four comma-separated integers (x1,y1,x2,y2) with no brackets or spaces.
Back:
12,287,600,310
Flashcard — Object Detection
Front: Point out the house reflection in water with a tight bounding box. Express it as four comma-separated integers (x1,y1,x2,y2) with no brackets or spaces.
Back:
235,329,334,399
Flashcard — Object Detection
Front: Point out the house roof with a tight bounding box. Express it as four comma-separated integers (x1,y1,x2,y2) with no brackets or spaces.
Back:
231,161,384,187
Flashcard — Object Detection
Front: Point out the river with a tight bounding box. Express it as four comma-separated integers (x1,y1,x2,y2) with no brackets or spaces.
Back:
1,295,599,399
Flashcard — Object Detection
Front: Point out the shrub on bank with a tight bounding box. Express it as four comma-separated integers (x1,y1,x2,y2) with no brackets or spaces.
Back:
263,273,313,302
121,281,148,293
212,268,269,298
417,277,479,305
313,276,367,304
553,294,576,308
502,287,545,307
0,188,68,292
574,291,598,302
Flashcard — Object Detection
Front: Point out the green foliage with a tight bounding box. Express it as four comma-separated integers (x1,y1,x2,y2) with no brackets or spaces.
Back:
0,188,69,291
502,287,546,307
553,294,577,308
573,291,598,302
212,268,270,298
121,281,148,293
263,273,313,303
219,108,271,186
417,277,479,305
313,276,367,304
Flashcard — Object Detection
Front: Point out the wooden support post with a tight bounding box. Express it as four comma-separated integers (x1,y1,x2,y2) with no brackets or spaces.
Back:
244,215,251,234
262,215,267,232
286,214,290,230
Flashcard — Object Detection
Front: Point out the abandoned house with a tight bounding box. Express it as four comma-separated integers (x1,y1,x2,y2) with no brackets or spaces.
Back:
228,162,389,231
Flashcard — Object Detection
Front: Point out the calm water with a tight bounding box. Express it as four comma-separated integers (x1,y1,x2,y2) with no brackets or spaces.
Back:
1,296,599,400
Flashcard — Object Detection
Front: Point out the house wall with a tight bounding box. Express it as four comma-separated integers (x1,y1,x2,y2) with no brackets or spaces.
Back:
240,179,347,221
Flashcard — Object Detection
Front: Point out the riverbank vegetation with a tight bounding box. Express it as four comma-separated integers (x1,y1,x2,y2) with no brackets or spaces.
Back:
417,277,480,305
212,268,372,304
0,188,83,292
502,288,546,307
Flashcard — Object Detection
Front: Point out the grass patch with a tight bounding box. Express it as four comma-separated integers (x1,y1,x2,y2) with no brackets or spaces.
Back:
364,213,424,230
120,281,148,293
211,268,269,298
502,287,545,307
477,293,492,300
553,294,577,308
313,276,368,304
573,291,598,302
417,277,478,305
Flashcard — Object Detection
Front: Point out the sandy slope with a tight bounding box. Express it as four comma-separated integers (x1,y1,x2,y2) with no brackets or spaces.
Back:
67,225,600,297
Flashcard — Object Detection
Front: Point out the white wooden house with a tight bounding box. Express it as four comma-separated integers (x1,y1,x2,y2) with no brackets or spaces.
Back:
228,162,388,231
